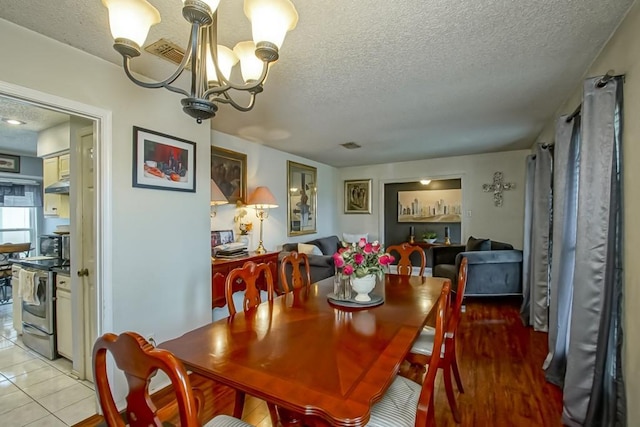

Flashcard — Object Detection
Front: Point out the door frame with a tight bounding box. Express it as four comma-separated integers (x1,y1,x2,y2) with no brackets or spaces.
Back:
0,81,114,364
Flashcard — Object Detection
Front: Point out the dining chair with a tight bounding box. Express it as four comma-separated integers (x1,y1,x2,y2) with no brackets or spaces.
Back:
225,261,275,316
224,261,278,424
280,251,311,292
366,280,451,427
406,256,469,423
93,331,251,427
387,242,427,276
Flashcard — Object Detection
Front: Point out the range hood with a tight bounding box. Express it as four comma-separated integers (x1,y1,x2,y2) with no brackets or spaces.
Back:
44,179,70,194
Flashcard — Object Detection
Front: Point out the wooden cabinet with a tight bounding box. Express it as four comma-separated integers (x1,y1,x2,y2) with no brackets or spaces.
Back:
55,273,72,360
58,153,70,179
211,251,279,308
42,155,70,218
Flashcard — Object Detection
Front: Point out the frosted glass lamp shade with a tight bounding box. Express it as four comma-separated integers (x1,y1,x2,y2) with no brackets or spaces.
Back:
233,41,264,82
244,0,298,49
182,0,220,13
207,45,239,84
102,0,160,47
211,180,229,206
246,186,278,209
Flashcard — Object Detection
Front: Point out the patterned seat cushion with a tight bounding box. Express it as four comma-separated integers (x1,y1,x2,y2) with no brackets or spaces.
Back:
366,375,421,427
410,326,445,358
206,415,253,427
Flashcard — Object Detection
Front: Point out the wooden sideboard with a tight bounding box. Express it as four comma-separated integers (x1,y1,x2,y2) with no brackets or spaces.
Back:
211,251,279,308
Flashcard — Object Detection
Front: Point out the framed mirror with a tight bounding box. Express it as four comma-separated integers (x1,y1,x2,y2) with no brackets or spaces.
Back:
287,161,317,236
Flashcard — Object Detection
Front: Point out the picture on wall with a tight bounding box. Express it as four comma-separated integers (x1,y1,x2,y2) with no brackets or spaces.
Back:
344,179,372,214
287,161,317,236
211,147,247,204
0,153,21,173
398,189,462,222
132,127,196,192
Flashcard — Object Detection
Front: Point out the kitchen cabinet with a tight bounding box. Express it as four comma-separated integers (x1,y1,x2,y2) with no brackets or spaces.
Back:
55,273,72,360
42,155,70,218
211,251,279,309
58,153,70,179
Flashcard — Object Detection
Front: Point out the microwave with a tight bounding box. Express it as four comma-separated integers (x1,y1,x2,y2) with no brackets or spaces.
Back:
39,235,62,258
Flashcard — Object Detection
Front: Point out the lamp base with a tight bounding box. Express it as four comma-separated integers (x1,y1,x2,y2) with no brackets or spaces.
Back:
255,242,267,254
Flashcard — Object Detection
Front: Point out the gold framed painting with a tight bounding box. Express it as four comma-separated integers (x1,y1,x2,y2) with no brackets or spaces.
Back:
344,179,372,214
287,161,317,236
211,146,247,204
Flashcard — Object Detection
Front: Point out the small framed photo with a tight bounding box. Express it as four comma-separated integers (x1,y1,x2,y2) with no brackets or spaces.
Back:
211,147,247,204
344,179,372,214
0,153,20,173
132,127,196,192
211,230,235,247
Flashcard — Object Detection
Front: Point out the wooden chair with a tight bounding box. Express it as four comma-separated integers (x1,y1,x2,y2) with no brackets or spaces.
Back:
93,331,250,427
280,251,311,292
387,242,427,276
366,280,451,427
225,261,274,316
224,261,277,423
406,256,469,423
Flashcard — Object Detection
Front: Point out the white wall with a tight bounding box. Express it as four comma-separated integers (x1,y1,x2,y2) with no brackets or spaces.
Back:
0,17,212,373
338,150,530,249
210,131,339,250
536,0,640,418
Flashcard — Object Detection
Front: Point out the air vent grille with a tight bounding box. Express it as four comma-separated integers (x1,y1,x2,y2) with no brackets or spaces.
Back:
144,39,190,69
340,142,361,149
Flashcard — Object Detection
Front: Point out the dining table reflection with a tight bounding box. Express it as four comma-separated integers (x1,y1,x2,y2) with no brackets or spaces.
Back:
160,273,450,427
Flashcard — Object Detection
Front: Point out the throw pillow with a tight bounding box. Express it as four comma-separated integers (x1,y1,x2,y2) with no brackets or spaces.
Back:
343,233,369,243
466,236,491,251
298,243,323,256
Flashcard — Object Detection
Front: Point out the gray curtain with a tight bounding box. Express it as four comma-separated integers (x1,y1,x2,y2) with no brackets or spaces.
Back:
562,76,625,426
520,145,552,331
543,114,580,386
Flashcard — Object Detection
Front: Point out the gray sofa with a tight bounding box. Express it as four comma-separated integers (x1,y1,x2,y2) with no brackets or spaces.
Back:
280,235,341,286
429,237,523,296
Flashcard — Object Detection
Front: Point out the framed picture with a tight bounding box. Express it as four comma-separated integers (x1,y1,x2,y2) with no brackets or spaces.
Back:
132,127,196,192
211,147,247,204
344,179,372,214
211,229,235,247
287,161,317,236
397,189,462,222
0,153,20,173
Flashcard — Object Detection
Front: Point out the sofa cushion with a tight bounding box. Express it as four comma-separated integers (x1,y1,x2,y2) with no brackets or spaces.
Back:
491,240,514,250
314,235,341,255
466,236,491,251
298,243,323,256
433,263,458,284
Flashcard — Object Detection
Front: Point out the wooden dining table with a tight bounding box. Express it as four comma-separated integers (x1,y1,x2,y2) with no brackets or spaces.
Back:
160,274,450,427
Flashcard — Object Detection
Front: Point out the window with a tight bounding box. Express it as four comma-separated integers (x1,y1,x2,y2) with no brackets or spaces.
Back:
0,207,37,247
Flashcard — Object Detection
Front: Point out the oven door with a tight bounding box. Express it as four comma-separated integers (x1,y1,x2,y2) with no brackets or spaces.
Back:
22,270,54,334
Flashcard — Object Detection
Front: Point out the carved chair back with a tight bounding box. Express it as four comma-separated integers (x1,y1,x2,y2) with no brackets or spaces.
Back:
280,251,312,292
387,242,426,276
225,261,274,316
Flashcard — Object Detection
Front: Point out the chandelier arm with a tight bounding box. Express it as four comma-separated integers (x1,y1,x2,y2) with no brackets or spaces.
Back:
119,25,199,97
203,63,270,97
213,91,258,112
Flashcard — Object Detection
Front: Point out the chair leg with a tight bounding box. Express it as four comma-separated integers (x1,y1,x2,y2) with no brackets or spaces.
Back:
267,403,280,426
442,360,461,423
450,338,464,393
233,390,246,419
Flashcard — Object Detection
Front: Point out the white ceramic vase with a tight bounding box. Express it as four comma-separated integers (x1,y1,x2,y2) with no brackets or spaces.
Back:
424,238,437,244
350,274,377,302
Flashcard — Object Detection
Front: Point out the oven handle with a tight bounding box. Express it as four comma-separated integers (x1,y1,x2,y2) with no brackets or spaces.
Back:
22,322,50,338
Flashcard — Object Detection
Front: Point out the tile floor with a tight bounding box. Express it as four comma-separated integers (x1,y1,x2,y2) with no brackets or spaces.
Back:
0,303,97,427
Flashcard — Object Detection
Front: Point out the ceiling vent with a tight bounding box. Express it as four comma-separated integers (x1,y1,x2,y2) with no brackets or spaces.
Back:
340,142,361,149
144,39,190,69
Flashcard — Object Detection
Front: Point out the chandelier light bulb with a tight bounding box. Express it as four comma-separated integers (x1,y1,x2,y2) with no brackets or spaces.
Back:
244,0,298,50
207,45,239,85
233,41,264,82
102,0,160,50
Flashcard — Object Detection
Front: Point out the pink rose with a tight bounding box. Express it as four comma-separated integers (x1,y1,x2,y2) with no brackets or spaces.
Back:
363,243,373,254
333,254,345,268
343,265,354,275
354,253,364,265
379,254,393,265
358,238,367,248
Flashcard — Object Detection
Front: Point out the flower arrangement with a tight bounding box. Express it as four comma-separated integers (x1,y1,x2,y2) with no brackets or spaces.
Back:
332,238,395,279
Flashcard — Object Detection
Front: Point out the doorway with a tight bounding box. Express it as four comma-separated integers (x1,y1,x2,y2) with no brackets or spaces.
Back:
0,80,111,381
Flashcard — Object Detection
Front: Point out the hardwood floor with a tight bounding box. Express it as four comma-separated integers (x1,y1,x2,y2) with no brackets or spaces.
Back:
75,297,563,426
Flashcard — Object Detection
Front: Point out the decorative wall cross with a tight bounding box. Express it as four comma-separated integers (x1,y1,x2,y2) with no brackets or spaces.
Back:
482,172,515,207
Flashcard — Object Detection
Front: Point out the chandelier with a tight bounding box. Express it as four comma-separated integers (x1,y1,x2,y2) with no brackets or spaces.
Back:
102,0,298,123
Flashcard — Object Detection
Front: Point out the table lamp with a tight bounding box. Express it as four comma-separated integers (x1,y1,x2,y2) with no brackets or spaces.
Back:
246,186,278,254
210,180,229,217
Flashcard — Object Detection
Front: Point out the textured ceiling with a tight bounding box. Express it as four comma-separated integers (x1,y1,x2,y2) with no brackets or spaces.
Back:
0,0,633,166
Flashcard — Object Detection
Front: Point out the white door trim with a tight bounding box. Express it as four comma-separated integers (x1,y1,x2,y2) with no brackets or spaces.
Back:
0,80,114,342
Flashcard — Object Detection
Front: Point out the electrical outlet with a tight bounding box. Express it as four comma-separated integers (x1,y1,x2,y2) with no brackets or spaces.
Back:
466,210,472,217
